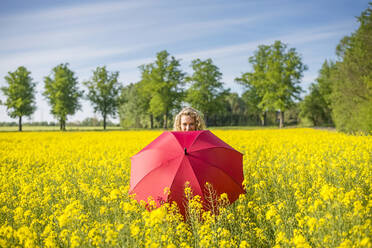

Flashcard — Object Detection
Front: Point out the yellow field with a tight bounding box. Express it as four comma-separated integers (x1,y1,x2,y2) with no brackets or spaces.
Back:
0,129,371,247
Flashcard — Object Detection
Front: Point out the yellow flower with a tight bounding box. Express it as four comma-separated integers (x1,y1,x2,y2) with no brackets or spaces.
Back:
292,230,311,248
130,224,140,237
320,184,336,201
109,189,121,200
116,224,124,231
219,240,231,248
239,240,250,248
99,206,107,215
360,237,370,247
306,216,317,234
164,187,171,196
0,129,370,247
338,239,352,248
266,206,277,220
70,233,81,248
275,231,286,244
150,242,159,248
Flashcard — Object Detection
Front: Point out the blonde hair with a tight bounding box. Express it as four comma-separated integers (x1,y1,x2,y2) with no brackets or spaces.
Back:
173,107,206,131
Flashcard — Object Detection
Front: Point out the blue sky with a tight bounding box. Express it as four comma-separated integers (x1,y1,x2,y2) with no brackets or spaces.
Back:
0,0,369,123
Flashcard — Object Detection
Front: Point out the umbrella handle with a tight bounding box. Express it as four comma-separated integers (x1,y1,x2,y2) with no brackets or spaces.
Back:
184,148,188,155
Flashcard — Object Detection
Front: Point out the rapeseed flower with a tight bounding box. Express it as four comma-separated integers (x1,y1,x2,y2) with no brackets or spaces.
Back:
0,129,370,247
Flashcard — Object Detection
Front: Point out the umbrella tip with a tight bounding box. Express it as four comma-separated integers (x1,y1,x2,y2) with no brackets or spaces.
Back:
184,147,187,155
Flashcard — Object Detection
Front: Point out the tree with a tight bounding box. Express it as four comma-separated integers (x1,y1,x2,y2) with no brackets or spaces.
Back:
236,45,270,126
300,83,329,126
225,92,245,115
138,50,185,129
315,60,334,124
185,58,229,125
119,82,148,128
43,63,83,131
81,117,100,126
84,66,122,130
1,66,36,131
136,65,155,128
241,87,263,125
236,40,307,128
223,93,246,126
299,60,335,126
331,3,372,133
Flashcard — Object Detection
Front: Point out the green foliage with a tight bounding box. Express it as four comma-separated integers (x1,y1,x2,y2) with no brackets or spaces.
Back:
225,92,246,115
284,103,301,126
331,3,372,133
236,40,307,127
119,83,148,128
149,94,167,117
1,66,36,131
43,63,83,130
316,60,334,111
137,50,185,128
185,58,229,122
241,87,262,125
300,60,335,126
83,66,122,130
300,84,329,126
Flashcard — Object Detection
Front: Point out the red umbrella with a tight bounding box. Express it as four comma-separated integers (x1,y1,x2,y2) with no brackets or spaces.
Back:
129,130,245,215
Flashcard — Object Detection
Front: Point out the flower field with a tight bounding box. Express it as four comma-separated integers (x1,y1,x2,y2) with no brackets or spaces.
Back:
0,129,371,247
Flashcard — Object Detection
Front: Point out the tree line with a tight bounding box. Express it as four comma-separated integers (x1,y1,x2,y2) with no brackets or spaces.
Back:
0,45,304,132
1,3,371,133
300,4,372,133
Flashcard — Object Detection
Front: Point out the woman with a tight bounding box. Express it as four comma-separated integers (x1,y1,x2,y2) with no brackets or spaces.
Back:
173,107,206,131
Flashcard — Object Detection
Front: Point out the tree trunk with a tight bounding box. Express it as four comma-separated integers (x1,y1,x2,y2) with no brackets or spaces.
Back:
312,116,317,126
261,112,266,126
279,111,284,128
163,113,168,129
18,116,22,131
60,118,63,131
103,114,107,130
60,118,66,131
150,114,154,129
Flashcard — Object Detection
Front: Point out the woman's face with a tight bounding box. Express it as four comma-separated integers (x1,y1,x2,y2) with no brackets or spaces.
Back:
181,115,196,131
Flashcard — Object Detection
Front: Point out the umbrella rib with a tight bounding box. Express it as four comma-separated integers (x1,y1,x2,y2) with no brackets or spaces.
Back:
130,155,182,194
188,154,245,192
190,146,242,154
169,156,204,201
169,132,191,151
187,131,204,150
185,156,205,196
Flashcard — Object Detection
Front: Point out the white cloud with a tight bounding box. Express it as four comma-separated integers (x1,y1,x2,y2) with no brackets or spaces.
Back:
0,44,152,74
0,1,148,24
0,21,147,52
175,21,353,62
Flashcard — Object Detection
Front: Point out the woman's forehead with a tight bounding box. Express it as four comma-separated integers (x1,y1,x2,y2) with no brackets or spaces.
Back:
181,115,195,121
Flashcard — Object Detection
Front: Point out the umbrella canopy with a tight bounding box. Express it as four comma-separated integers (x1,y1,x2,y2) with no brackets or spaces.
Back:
129,130,245,215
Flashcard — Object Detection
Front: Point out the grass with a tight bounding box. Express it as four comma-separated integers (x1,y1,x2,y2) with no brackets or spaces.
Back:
0,123,316,132
0,125,123,132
